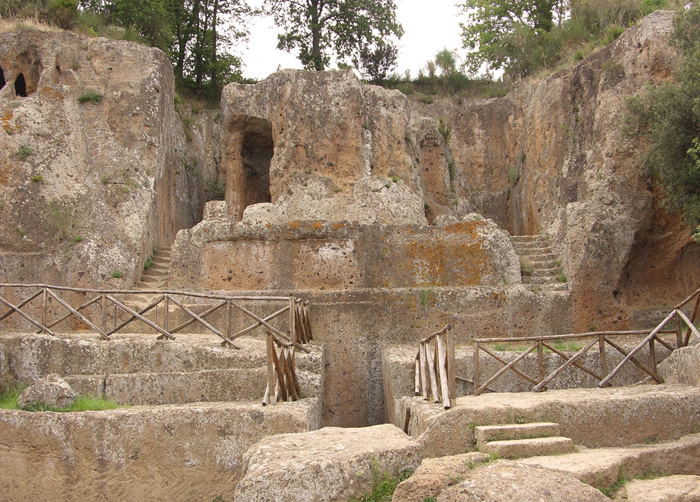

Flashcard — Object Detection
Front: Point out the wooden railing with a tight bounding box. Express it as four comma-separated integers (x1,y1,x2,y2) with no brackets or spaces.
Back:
471,286,700,396
414,325,456,409
0,284,314,405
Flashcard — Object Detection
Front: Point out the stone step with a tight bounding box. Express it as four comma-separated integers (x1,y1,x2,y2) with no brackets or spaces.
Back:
531,267,561,277
474,422,560,444
512,242,552,251
479,436,575,459
520,252,557,262
526,259,560,269
523,276,566,285
64,367,321,406
518,433,700,490
510,235,549,243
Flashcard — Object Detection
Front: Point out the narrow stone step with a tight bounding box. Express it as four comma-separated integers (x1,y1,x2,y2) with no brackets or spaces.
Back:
474,422,560,444
523,276,566,285
512,241,551,250
532,267,561,277
521,252,557,262
526,259,559,269
510,235,548,243
479,436,575,459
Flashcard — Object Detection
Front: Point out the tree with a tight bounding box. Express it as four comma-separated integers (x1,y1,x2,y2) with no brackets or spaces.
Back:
264,0,403,71
434,49,457,76
166,0,251,93
459,0,564,78
624,2,700,242
358,40,398,84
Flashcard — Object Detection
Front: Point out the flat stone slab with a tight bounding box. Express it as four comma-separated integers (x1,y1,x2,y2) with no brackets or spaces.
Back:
234,424,421,502
392,452,491,502
519,433,700,488
623,475,700,502
0,399,320,502
474,422,560,443
395,460,608,502
400,385,700,458
480,436,574,459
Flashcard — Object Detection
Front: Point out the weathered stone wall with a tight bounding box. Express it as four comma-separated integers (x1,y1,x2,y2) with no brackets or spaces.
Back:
219,70,459,224
0,30,201,288
417,11,700,331
0,400,318,501
171,217,520,291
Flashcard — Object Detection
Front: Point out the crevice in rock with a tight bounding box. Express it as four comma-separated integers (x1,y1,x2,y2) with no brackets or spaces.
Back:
0,66,5,90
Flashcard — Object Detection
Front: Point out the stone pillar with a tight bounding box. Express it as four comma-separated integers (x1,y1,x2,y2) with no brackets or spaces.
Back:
224,129,244,220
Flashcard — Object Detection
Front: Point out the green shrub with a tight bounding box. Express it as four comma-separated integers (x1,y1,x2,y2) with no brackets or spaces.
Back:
352,465,413,502
78,89,103,103
111,270,123,278
437,117,451,142
623,3,700,240
18,145,33,158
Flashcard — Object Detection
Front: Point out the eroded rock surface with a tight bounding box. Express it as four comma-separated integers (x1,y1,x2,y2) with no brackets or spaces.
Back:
398,460,608,502
0,30,202,288
622,475,700,502
17,373,75,409
234,424,421,502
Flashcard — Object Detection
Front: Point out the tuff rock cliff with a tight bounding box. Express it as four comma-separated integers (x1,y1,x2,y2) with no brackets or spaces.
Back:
0,10,697,333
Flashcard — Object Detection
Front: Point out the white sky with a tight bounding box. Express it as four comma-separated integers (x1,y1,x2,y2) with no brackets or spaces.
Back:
240,0,464,81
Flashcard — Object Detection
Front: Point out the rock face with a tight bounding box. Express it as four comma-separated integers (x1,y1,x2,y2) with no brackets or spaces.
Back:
0,400,317,501
171,217,521,291
233,424,421,502
17,373,75,409
395,460,608,502
392,452,490,502
220,69,458,225
0,29,204,288
418,10,700,330
659,344,700,386
623,475,700,502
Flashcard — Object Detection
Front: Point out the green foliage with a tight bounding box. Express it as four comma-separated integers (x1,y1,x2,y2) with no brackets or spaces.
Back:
359,41,399,84
0,384,122,411
18,145,34,158
520,259,534,276
31,174,43,182
437,117,451,142
78,89,103,103
352,465,412,502
47,200,79,242
459,0,682,79
111,270,123,278
624,3,700,240
265,0,403,72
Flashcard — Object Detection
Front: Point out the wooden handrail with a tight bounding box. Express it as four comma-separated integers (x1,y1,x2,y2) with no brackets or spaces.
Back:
0,284,315,406
414,325,455,409
471,286,699,395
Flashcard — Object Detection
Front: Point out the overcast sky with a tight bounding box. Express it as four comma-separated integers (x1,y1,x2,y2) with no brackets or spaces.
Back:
240,0,464,81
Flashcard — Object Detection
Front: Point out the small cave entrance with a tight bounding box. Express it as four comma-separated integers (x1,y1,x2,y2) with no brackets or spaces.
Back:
0,67,5,90
15,73,27,97
238,120,273,217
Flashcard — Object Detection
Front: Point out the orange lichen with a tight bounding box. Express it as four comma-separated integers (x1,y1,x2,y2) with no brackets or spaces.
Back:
289,221,300,229
39,86,64,102
444,220,484,236
312,222,323,230
332,222,346,231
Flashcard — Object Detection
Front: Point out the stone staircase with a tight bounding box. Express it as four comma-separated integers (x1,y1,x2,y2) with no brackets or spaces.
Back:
511,235,568,291
136,246,171,291
475,422,575,459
